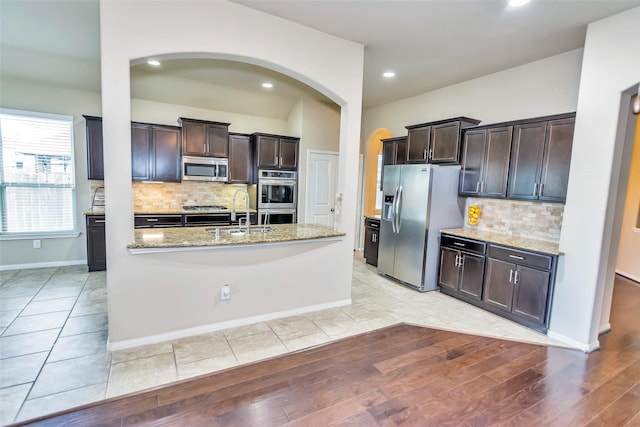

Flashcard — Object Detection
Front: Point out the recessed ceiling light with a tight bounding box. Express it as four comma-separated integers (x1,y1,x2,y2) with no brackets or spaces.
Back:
383,71,396,78
508,0,530,6
147,60,161,66
262,82,273,88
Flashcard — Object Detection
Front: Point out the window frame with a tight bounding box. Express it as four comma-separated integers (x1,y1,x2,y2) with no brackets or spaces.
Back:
0,108,80,240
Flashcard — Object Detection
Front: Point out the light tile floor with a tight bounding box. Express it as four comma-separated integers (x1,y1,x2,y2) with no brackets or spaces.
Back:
0,256,567,425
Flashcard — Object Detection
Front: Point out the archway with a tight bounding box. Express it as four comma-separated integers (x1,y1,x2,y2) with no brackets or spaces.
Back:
364,128,393,217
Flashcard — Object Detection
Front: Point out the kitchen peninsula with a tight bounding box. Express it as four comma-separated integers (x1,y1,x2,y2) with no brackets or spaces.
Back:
128,223,345,253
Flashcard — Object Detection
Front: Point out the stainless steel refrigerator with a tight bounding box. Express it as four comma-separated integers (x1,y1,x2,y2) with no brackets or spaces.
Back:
378,164,464,291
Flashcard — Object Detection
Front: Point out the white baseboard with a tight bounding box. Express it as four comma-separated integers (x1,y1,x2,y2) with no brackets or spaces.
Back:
598,323,612,335
108,298,352,352
615,269,640,284
547,330,600,353
0,259,86,271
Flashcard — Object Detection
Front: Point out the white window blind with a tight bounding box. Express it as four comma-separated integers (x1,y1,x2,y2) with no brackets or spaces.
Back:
0,109,77,236
375,153,383,211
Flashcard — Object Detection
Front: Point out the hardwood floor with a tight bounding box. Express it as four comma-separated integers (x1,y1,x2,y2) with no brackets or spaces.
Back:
13,275,640,426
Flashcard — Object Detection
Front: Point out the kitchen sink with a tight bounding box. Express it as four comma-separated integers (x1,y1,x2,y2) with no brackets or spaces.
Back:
208,226,273,236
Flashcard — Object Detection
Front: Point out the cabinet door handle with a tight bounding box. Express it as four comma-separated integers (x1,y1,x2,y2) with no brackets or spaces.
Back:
146,218,159,222
454,255,459,267
533,183,538,196
372,233,377,243
274,154,278,165
94,220,106,223
508,255,524,260
453,242,465,247
476,181,480,193
509,269,514,283
429,149,433,160
538,183,544,196
423,148,427,160
481,181,485,193
514,271,520,284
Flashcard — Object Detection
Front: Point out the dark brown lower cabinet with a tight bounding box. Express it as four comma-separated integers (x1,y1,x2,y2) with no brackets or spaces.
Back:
86,216,106,272
438,235,486,303
483,258,515,311
439,234,557,333
364,218,380,266
134,214,183,228
483,244,554,332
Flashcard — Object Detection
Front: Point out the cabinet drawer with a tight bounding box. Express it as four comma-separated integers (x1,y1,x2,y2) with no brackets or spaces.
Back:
365,218,380,229
134,215,183,228
488,244,552,270
86,216,106,227
441,235,486,255
184,214,230,227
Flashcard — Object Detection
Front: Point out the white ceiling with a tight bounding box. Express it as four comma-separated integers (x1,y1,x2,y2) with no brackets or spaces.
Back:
1,0,640,118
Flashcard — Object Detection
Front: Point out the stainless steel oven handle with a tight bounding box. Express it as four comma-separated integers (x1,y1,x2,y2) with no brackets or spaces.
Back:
260,179,297,185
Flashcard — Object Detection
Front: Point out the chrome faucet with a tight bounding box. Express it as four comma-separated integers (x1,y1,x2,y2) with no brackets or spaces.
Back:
231,188,250,232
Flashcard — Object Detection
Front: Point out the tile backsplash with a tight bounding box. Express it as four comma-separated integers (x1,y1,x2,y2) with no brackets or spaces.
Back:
89,180,253,211
133,181,252,211
464,198,564,242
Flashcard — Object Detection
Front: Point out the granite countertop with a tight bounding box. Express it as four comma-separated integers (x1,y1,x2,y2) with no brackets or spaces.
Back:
365,215,381,221
83,207,105,216
440,228,561,255
128,223,345,251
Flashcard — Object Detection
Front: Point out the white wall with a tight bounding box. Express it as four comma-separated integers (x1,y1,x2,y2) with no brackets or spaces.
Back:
131,98,288,135
100,0,363,345
554,6,640,350
362,49,583,144
0,78,101,269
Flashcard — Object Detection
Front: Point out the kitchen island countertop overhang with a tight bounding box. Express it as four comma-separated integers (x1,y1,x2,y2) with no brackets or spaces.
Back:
128,223,346,253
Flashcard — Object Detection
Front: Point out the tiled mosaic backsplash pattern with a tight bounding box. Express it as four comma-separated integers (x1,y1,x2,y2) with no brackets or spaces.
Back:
89,180,252,211
464,198,564,242
133,182,252,211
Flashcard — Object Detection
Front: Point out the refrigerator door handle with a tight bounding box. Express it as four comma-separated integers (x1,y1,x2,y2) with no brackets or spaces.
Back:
391,185,399,233
395,185,403,233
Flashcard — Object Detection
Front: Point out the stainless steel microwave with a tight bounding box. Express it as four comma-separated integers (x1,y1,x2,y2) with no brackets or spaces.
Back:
182,156,228,182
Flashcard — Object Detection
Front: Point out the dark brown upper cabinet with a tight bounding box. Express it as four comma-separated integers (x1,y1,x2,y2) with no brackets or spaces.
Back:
131,122,181,182
381,136,407,166
228,133,253,183
253,133,299,170
508,114,575,203
405,117,481,164
179,118,230,158
83,115,104,180
381,136,407,190
459,126,512,198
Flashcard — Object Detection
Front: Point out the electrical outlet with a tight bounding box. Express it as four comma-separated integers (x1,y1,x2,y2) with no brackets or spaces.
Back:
220,285,230,301
33,239,41,249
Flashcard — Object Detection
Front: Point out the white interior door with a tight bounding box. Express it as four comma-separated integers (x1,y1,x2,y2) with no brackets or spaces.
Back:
306,150,338,226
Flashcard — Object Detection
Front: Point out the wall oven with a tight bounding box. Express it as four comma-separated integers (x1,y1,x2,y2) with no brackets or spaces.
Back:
257,169,297,209
259,209,296,225
183,156,228,182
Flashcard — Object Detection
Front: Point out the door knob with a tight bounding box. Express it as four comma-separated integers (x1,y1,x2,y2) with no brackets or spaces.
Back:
330,208,335,212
